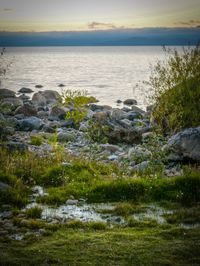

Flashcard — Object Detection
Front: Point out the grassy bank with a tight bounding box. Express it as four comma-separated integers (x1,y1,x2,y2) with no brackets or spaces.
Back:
1,225,200,266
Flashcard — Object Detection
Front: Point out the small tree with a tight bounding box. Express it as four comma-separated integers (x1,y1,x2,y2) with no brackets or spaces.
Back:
149,44,200,135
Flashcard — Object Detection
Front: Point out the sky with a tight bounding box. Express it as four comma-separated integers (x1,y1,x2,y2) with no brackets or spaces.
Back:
0,0,200,32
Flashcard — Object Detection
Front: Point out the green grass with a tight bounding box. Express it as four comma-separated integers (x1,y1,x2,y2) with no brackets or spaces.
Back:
25,207,43,219
0,225,200,265
29,136,43,146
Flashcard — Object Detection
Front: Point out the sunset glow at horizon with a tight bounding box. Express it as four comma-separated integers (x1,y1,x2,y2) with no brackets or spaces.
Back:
0,0,200,32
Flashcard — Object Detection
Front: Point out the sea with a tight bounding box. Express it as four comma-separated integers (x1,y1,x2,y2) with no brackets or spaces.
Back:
1,46,179,109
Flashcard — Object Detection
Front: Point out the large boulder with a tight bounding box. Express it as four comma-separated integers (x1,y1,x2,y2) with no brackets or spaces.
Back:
1,97,23,111
109,109,127,121
57,131,76,142
15,103,37,117
166,127,200,162
32,92,47,107
107,126,142,144
41,90,60,104
18,87,33,94
123,99,137,106
128,146,152,162
17,117,44,131
49,106,68,120
0,89,15,98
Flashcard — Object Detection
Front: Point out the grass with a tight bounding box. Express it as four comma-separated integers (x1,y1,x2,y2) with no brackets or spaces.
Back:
0,225,200,265
29,136,43,146
25,207,43,219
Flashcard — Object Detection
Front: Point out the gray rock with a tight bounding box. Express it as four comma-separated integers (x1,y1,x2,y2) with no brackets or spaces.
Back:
100,144,121,153
35,85,43,88
18,94,30,102
32,92,47,107
79,121,89,132
49,106,67,120
118,119,133,129
127,111,143,120
17,116,44,131
128,146,152,161
109,109,127,121
133,161,150,171
2,97,23,110
41,90,60,104
107,127,142,144
90,104,112,112
66,199,78,205
116,99,122,104
131,105,145,114
108,154,119,161
15,103,37,117
166,127,200,162
58,84,65,87
43,125,56,133
2,141,28,152
37,110,49,119
0,89,15,98
0,211,13,219
0,182,11,191
57,131,76,142
18,87,33,94
123,99,137,105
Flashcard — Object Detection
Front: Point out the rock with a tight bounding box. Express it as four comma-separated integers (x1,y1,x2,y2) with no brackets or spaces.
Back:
109,109,127,121
18,94,30,102
164,164,183,177
92,111,109,123
57,131,76,142
58,84,65,87
127,111,143,120
0,211,13,219
41,90,60,104
2,141,28,152
35,85,43,88
15,103,37,117
66,199,78,205
0,182,11,191
123,99,137,105
3,126,15,135
116,99,122,104
166,127,200,162
18,87,33,94
128,146,152,161
100,144,121,153
133,161,150,171
2,97,23,110
146,104,154,113
60,120,75,128
49,106,67,120
131,105,145,114
17,116,44,131
0,89,15,98
89,104,112,112
142,132,154,141
107,127,142,144
37,110,49,119
32,92,47,107
118,119,133,129
79,121,89,132
43,125,56,133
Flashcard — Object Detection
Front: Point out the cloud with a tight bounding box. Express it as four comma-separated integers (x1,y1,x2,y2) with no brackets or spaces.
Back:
88,22,117,30
174,20,200,27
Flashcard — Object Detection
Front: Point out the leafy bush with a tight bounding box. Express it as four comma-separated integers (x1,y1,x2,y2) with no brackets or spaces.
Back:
149,45,200,134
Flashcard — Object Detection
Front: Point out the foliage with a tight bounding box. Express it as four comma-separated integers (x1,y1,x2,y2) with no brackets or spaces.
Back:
29,135,43,146
149,45,200,134
62,89,97,127
86,120,109,143
25,207,42,219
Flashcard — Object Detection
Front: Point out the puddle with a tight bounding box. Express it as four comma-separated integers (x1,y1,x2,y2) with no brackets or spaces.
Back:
132,204,173,224
25,202,125,225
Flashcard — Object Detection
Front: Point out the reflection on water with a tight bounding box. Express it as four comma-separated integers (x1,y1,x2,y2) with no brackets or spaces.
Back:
2,46,172,108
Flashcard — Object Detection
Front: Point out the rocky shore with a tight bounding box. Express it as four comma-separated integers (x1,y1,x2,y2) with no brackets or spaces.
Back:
0,88,200,177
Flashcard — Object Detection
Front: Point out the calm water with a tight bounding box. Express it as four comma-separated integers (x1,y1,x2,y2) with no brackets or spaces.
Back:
2,46,172,108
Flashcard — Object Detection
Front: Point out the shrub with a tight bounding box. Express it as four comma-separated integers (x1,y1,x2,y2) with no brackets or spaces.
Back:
25,206,42,219
30,135,43,146
149,45,200,135
113,202,134,217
